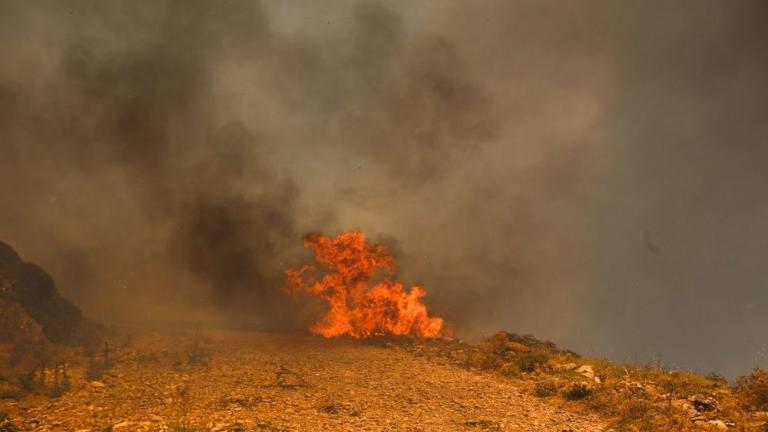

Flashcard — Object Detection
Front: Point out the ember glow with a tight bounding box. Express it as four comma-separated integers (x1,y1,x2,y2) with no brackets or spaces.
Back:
284,231,444,338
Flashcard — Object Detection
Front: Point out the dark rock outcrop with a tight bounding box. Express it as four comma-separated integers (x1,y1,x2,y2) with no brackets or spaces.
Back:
0,241,97,345
0,241,21,270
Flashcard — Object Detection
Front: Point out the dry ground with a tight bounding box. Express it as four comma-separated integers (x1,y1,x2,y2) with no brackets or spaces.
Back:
0,328,607,432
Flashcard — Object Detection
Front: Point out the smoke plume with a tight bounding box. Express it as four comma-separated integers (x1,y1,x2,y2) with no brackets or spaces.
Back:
1,0,767,378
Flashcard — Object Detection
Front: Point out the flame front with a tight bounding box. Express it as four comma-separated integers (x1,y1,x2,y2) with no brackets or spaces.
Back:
284,230,444,338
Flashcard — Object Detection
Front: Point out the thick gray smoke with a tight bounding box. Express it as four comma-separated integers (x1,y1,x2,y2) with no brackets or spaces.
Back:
1,0,767,378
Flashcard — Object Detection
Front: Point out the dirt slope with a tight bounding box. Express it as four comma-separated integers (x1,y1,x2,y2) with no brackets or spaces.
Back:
0,329,606,431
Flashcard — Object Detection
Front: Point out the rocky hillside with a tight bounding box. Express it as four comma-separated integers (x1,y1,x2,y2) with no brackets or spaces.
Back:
401,331,768,431
0,241,99,400
0,329,605,431
0,241,97,346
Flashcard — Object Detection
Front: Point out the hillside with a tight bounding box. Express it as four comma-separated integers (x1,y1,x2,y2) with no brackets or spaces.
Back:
0,329,605,431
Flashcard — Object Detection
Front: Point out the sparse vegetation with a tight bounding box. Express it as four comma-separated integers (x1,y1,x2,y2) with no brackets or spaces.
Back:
498,362,520,378
399,330,763,432
168,424,202,432
0,411,16,432
517,352,549,372
85,339,112,381
534,380,557,397
564,383,592,400
187,324,207,365
736,366,768,411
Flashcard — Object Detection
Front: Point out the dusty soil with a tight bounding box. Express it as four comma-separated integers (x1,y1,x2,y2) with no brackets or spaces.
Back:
0,328,607,431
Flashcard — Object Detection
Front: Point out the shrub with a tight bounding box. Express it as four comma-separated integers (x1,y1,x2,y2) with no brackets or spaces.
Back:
499,362,520,378
586,391,613,415
469,352,503,370
736,367,768,411
0,411,16,432
613,399,659,432
487,331,510,355
518,352,549,372
564,383,592,400
534,380,558,397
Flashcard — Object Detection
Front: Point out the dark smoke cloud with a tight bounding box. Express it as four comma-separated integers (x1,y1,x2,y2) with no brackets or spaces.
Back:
1,0,768,378
0,0,298,326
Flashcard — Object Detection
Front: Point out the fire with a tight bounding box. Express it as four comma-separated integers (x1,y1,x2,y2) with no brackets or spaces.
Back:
284,230,444,338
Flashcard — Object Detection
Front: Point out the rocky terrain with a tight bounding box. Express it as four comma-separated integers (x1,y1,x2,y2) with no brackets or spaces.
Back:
0,241,99,402
400,332,768,432
0,328,606,431
2,241,767,431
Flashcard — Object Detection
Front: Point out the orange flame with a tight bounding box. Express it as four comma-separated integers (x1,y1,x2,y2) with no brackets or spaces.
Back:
284,230,444,338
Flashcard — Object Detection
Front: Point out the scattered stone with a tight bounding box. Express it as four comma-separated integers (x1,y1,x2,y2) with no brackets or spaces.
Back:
688,394,717,412
556,363,578,372
576,365,595,381
708,419,728,430
112,420,133,430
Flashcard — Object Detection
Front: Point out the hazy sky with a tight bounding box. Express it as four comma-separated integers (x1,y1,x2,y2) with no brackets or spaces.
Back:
1,0,767,379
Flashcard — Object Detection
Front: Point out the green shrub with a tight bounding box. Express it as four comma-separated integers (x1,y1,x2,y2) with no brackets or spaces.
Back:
564,383,592,400
518,352,549,372
534,380,558,397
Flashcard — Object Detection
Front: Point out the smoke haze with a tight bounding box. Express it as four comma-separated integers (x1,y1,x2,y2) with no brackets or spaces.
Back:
1,0,767,378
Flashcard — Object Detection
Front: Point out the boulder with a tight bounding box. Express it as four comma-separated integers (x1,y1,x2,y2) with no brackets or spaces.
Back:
688,394,718,412
576,365,596,381
707,419,728,430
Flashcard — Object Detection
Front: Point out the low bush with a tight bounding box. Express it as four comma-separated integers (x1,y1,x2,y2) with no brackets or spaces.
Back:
498,362,520,378
564,383,592,400
736,366,768,411
518,352,549,372
534,380,558,397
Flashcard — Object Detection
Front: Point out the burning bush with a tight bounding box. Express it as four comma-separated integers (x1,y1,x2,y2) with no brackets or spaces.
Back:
284,231,444,338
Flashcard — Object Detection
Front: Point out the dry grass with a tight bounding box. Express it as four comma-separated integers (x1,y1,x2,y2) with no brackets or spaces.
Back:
736,367,768,411
408,331,768,431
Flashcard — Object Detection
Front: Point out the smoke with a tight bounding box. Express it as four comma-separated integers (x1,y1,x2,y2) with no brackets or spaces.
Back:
0,0,298,326
1,0,767,378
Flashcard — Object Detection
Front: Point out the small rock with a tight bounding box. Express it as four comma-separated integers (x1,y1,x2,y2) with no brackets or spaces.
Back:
556,363,578,372
688,394,717,412
690,415,707,424
89,381,105,389
576,365,595,381
708,419,728,430
112,421,133,430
